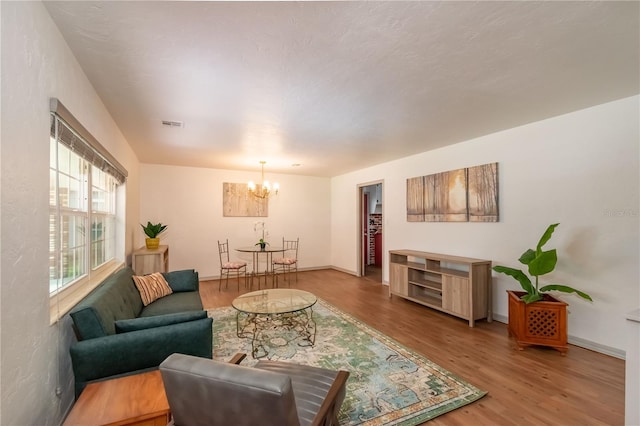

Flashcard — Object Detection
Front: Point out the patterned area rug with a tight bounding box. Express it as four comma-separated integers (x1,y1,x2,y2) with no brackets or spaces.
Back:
208,299,486,425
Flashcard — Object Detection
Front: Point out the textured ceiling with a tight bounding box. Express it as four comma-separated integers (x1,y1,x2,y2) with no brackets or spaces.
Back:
44,1,639,177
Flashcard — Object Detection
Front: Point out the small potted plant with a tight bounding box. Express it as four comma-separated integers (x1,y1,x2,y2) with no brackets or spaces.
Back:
141,222,167,249
493,223,592,354
255,238,268,251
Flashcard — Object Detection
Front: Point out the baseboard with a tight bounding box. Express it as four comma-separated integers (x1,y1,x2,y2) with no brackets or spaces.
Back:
568,336,625,360
329,266,359,276
491,313,625,359
201,266,383,281
492,313,508,324
302,266,333,272
200,266,334,282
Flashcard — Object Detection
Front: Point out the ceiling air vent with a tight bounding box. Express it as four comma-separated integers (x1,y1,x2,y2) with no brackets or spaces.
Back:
161,120,184,128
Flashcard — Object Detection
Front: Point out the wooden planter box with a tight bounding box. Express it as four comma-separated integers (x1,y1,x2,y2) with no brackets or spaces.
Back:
507,290,568,355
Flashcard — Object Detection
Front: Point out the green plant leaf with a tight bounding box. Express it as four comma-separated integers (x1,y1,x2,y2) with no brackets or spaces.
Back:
141,223,151,238
518,249,536,265
522,293,543,304
536,223,559,252
540,284,593,302
528,249,557,277
492,265,534,294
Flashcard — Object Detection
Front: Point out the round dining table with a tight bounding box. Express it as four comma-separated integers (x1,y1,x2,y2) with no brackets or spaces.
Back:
235,246,285,289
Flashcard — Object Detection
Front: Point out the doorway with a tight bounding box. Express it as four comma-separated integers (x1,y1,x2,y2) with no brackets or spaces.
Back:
359,182,383,282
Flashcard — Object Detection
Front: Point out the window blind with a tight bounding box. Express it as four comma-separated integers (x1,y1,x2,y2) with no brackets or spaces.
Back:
50,98,128,184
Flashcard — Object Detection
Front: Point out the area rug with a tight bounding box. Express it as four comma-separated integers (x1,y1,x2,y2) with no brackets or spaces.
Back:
208,299,486,425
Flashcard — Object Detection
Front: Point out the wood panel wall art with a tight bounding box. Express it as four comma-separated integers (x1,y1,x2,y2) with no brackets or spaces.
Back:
406,162,499,222
406,176,425,222
223,183,268,217
468,162,499,222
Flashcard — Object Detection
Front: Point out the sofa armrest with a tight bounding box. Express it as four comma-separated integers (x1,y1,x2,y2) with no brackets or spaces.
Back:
115,311,207,333
70,317,212,397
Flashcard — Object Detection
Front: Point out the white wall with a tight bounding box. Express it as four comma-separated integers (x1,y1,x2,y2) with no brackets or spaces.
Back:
331,96,639,355
139,164,331,278
0,2,140,424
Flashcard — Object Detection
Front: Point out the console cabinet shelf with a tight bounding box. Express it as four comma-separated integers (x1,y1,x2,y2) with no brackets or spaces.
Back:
389,249,492,327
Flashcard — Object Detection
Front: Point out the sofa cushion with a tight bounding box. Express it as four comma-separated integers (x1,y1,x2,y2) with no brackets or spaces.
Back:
132,272,173,306
139,291,203,318
162,269,199,292
115,311,208,333
70,267,143,339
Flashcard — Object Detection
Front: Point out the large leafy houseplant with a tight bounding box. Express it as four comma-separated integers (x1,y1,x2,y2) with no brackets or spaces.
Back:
493,223,592,304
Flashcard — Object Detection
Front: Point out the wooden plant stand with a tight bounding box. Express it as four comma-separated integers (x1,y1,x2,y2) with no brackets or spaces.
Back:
507,290,568,355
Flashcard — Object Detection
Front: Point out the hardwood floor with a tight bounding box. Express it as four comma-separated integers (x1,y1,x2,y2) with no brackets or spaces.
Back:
200,269,625,426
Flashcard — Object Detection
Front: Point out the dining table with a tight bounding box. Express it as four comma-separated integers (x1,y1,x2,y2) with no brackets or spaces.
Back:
235,246,285,289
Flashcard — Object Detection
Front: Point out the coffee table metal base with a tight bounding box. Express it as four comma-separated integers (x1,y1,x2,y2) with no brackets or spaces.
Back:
236,308,316,359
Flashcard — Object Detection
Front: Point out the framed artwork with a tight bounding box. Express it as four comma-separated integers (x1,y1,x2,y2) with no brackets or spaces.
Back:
406,176,425,222
223,183,268,217
468,163,499,222
424,168,468,222
406,162,499,222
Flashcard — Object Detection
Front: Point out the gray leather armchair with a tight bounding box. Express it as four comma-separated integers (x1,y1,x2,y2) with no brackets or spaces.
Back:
159,353,349,426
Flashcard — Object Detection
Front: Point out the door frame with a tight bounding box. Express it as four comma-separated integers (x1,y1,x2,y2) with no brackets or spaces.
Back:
357,180,384,279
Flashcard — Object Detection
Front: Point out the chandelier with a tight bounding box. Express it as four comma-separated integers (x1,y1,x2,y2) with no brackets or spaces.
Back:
248,161,279,199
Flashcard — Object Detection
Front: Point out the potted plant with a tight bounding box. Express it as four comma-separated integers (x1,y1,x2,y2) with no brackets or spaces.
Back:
493,223,592,354
255,239,268,251
141,222,167,249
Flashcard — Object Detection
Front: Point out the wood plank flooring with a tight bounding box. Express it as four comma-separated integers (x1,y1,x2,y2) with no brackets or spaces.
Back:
200,269,625,426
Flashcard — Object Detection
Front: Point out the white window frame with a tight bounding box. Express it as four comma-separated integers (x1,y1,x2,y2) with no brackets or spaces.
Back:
49,100,128,323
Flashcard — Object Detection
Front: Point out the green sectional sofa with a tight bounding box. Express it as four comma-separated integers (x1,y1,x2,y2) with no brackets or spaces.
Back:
69,267,212,397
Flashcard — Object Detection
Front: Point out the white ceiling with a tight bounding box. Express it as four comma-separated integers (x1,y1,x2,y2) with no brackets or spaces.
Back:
44,1,639,177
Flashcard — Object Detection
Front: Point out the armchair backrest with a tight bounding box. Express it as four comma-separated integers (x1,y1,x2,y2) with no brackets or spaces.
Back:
160,353,300,426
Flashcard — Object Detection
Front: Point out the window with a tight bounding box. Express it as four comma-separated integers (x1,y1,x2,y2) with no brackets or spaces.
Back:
49,99,127,321
90,167,117,269
49,138,88,292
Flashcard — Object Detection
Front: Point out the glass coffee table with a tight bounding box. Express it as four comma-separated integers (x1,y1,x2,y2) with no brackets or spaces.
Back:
232,289,317,359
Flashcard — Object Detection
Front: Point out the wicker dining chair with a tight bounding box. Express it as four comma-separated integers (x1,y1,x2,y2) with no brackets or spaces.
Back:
217,239,247,291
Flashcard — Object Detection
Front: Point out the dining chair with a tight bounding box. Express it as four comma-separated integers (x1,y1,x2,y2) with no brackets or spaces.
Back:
273,238,299,287
217,239,247,291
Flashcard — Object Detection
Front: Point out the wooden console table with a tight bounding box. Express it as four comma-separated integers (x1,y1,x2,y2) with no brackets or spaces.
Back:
64,370,170,426
389,249,492,327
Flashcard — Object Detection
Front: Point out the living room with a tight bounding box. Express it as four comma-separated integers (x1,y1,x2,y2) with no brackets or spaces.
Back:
1,1,638,425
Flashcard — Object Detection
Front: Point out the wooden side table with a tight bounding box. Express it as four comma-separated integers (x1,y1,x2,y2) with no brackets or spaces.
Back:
132,245,169,275
64,370,170,426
